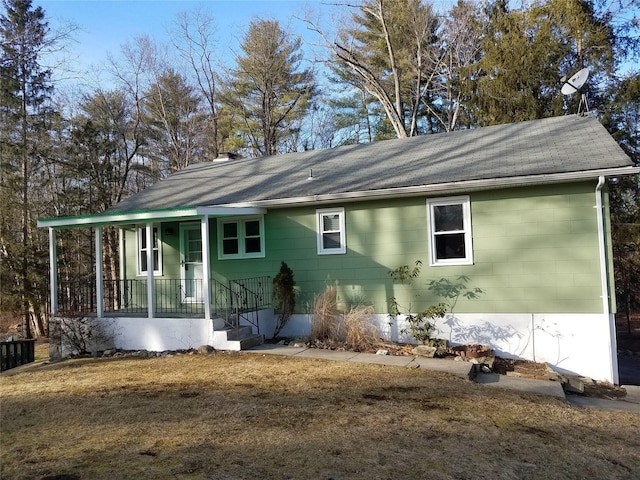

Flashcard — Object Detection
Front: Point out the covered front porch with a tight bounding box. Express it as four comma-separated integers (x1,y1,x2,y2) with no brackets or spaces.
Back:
38,206,274,353
55,275,271,325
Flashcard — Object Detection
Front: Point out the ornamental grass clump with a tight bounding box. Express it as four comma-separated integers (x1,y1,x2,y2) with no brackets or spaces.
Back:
310,284,379,351
341,305,378,351
310,283,339,342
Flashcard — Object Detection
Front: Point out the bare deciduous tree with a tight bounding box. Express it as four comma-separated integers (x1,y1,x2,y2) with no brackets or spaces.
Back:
306,0,440,138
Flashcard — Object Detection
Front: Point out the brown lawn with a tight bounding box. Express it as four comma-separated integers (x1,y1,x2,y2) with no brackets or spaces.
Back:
1,346,639,480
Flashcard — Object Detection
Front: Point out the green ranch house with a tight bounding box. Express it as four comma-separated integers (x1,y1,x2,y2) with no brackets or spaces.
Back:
38,115,638,383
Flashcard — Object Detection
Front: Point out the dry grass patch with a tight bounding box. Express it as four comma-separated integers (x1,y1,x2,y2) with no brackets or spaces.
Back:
1,352,639,480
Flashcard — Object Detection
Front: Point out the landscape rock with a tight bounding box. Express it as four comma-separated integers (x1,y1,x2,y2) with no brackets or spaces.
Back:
412,345,437,358
197,345,216,355
102,349,116,357
292,337,308,347
563,376,585,394
376,349,389,355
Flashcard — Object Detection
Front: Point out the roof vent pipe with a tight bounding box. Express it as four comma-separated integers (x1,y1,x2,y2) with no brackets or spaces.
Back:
307,169,313,181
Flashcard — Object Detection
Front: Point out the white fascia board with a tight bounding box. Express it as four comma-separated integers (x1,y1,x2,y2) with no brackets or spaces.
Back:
240,166,640,208
37,208,201,229
195,206,267,216
37,206,269,229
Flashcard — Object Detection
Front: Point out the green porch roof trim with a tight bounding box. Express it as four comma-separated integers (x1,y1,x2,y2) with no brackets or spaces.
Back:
38,115,637,228
37,206,267,229
37,206,198,228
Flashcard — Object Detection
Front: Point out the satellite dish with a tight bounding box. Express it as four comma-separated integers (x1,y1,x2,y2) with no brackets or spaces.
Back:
561,68,589,95
561,67,590,115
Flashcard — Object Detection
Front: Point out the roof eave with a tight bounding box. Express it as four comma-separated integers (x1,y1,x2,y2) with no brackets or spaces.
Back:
38,166,638,227
229,166,640,209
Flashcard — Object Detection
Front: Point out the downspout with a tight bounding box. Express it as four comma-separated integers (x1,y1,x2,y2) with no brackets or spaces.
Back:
595,176,619,384
595,176,610,316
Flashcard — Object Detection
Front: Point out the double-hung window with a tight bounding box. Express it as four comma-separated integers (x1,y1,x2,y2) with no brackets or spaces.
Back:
137,226,162,275
427,196,473,266
317,208,346,255
217,216,265,259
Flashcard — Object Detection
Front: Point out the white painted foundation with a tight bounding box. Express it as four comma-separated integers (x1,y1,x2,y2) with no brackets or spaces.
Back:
64,310,618,383
108,317,214,352
278,312,618,383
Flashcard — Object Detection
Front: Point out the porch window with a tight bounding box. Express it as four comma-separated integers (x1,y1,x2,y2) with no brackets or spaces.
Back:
317,208,346,255
427,196,473,266
137,226,162,275
217,216,265,259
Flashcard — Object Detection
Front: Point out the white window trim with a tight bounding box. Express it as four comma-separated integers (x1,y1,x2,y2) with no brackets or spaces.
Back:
317,207,346,255
427,196,474,266
136,226,163,276
217,216,266,260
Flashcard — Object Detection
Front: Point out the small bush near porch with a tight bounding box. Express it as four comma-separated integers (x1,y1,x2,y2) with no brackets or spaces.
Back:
1,350,639,479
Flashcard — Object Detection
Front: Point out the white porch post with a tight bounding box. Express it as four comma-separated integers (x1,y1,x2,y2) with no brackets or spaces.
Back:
201,215,212,321
48,227,58,315
118,227,124,282
95,226,104,317
146,223,155,319
118,228,124,310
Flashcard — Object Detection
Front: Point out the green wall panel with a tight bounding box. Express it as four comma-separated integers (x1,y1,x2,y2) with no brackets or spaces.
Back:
121,181,606,315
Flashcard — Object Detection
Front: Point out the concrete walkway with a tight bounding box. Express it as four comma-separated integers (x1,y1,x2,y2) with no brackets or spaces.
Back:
249,343,474,379
247,343,640,412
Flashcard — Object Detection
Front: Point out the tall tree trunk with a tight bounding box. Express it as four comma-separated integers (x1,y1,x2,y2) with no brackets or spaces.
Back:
21,72,32,339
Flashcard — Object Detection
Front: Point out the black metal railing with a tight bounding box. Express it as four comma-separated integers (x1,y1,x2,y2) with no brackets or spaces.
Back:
55,276,271,327
1,340,36,372
103,279,147,313
211,279,236,324
155,278,204,315
230,276,271,311
58,279,96,315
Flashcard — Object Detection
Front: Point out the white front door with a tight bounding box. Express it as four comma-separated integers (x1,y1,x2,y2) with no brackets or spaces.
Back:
180,224,203,303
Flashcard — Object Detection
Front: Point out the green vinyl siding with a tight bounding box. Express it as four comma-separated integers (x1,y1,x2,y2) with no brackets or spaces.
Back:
469,182,603,313
120,181,608,315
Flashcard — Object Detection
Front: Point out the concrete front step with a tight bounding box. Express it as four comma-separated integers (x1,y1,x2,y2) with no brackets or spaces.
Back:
212,327,264,351
225,325,254,341
239,334,264,350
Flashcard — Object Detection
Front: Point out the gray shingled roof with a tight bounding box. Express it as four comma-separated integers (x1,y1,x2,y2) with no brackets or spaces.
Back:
109,114,633,213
